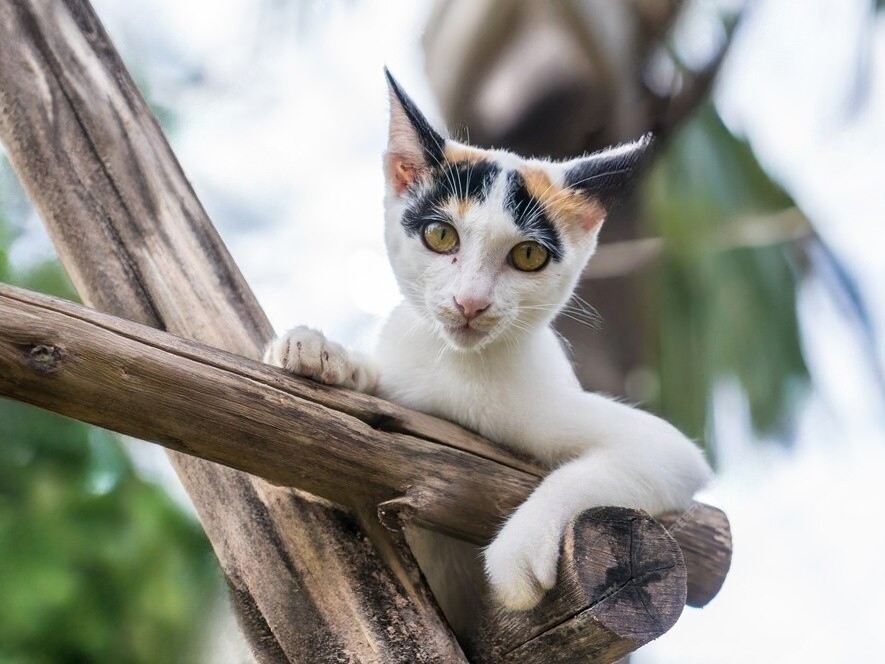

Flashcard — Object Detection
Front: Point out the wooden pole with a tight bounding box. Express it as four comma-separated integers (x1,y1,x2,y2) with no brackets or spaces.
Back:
0,283,731,603
470,508,687,663
0,2,464,661
0,286,727,663
0,1,732,660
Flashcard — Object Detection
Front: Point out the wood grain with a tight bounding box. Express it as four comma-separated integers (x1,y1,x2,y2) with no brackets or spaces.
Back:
0,2,465,661
471,508,686,663
0,283,731,597
658,504,732,607
0,0,732,659
0,284,537,542
0,284,729,662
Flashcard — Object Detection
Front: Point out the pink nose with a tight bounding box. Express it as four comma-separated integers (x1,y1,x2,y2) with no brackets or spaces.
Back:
454,295,491,321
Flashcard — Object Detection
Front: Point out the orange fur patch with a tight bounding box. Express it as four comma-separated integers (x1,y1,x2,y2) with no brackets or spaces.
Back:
519,166,606,235
456,197,471,218
444,143,489,165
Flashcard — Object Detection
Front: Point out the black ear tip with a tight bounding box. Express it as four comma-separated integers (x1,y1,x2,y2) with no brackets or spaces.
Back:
634,132,655,157
383,67,410,108
622,132,655,169
384,67,399,91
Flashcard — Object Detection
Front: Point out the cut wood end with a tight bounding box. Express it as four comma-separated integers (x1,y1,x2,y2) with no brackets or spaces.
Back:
471,507,687,663
657,502,732,608
566,507,687,645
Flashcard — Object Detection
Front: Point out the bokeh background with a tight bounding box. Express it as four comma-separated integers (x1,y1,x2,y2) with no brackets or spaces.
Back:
1,0,884,662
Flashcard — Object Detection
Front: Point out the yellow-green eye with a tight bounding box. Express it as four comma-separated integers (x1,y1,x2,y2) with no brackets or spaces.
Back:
422,221,459,254
509,241,549,272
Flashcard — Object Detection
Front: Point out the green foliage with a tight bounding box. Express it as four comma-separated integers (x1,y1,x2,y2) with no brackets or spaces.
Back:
643,106,809,452
0,204,220,663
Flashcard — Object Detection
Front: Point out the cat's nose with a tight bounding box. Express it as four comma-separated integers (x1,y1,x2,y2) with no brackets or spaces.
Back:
454,295,491,321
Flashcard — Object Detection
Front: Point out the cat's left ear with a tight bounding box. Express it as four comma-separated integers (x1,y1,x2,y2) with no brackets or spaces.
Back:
561,133,654,230
384,68,446,195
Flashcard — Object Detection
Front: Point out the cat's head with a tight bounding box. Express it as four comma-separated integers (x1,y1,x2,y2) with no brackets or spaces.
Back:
382,70,651,352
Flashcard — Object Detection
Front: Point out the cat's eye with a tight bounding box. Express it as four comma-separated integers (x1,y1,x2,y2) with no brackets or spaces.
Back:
422,221,459,254
509,241,549,272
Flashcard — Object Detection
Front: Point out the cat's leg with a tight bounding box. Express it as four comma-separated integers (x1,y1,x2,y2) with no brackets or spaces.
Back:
264,325,379,393
483,392,712,610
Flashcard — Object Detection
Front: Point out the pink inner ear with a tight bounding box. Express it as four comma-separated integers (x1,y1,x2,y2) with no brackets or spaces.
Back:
386,152,421,195
580,205,606,232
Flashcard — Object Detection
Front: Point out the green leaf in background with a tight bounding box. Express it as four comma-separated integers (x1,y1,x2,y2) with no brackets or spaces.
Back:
0,192,221,663
644,105,809,455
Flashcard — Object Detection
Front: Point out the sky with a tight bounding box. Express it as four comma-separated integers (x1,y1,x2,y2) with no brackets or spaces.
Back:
4,0,885,661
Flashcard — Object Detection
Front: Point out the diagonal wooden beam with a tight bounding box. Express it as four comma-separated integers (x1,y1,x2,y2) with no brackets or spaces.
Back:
0,282,730,606
0,283,535,540
1,284,716,663
0,1,464,661
0,1,732,661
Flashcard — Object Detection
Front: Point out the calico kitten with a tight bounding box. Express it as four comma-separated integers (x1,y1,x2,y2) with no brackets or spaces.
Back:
264,70,712,629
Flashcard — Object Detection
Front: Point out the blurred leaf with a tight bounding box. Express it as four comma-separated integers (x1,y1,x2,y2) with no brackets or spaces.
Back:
0,173,220,664
643,105,809,452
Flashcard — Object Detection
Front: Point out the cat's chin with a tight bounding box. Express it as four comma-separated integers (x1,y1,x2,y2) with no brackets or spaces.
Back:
441,324,494,351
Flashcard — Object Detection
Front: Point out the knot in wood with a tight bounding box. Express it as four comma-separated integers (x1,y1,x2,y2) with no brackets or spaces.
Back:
27,344,66,374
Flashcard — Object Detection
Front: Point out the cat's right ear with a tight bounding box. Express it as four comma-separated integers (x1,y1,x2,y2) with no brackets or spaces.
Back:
384,68,446,195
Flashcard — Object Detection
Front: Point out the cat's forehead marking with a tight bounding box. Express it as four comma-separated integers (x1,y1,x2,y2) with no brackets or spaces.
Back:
444,143,488,164
519,166,605,235
504,170,564,261
400,158,501,236
520,167,554,204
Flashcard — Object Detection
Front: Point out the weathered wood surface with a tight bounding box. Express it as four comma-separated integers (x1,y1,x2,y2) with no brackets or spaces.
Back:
0,0,733,661
658,504,732,607
471,508,686,664
1,284,722,664
0,279,659,551
0,2,465,662
0,283,731,599
0,283,535,541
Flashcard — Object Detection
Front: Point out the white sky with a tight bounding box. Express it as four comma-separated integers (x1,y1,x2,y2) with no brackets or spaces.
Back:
5,0,885,661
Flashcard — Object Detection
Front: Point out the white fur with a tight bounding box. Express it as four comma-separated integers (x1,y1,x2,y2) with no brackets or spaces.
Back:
265,86,712,625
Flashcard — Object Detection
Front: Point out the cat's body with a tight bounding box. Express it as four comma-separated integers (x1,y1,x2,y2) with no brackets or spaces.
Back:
264,71,712,633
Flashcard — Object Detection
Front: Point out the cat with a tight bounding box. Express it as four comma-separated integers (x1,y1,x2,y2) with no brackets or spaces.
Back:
264,69,713,633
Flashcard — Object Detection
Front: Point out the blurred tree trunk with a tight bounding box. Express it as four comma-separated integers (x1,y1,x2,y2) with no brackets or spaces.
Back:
424,0,732,398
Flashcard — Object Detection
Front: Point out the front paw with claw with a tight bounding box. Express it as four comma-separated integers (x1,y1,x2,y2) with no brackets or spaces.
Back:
264,326,377,392
483,505,564,610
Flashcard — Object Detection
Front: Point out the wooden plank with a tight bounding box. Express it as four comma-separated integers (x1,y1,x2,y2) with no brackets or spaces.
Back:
658,504,732,607
1,285,731,663
0,284,535,541
0,2,465,661
0,283,731,599
471,508,686,664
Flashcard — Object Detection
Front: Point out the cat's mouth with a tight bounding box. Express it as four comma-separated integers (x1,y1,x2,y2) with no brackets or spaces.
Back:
441,320,499,350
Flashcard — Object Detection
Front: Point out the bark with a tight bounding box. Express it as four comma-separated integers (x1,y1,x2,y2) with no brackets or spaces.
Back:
0,1,732,660
0,283,731,602
471,508,686,664
0,2,464,661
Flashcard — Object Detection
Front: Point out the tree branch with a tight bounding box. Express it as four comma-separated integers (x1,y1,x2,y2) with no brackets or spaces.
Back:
0,1,465,660
0,282,730,605
0,0,731,659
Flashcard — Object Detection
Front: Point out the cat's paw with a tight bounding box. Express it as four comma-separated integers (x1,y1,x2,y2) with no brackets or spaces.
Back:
264,326,377,392
483,505,564,610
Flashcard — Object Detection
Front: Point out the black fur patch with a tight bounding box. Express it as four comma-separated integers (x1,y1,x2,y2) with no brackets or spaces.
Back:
563,133,654,208
504,171,563,262
401,160,501,236
385,68,446,167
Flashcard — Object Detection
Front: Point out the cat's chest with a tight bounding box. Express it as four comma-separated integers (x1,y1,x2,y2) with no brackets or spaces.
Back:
375,330,554,450
378,346,518,435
